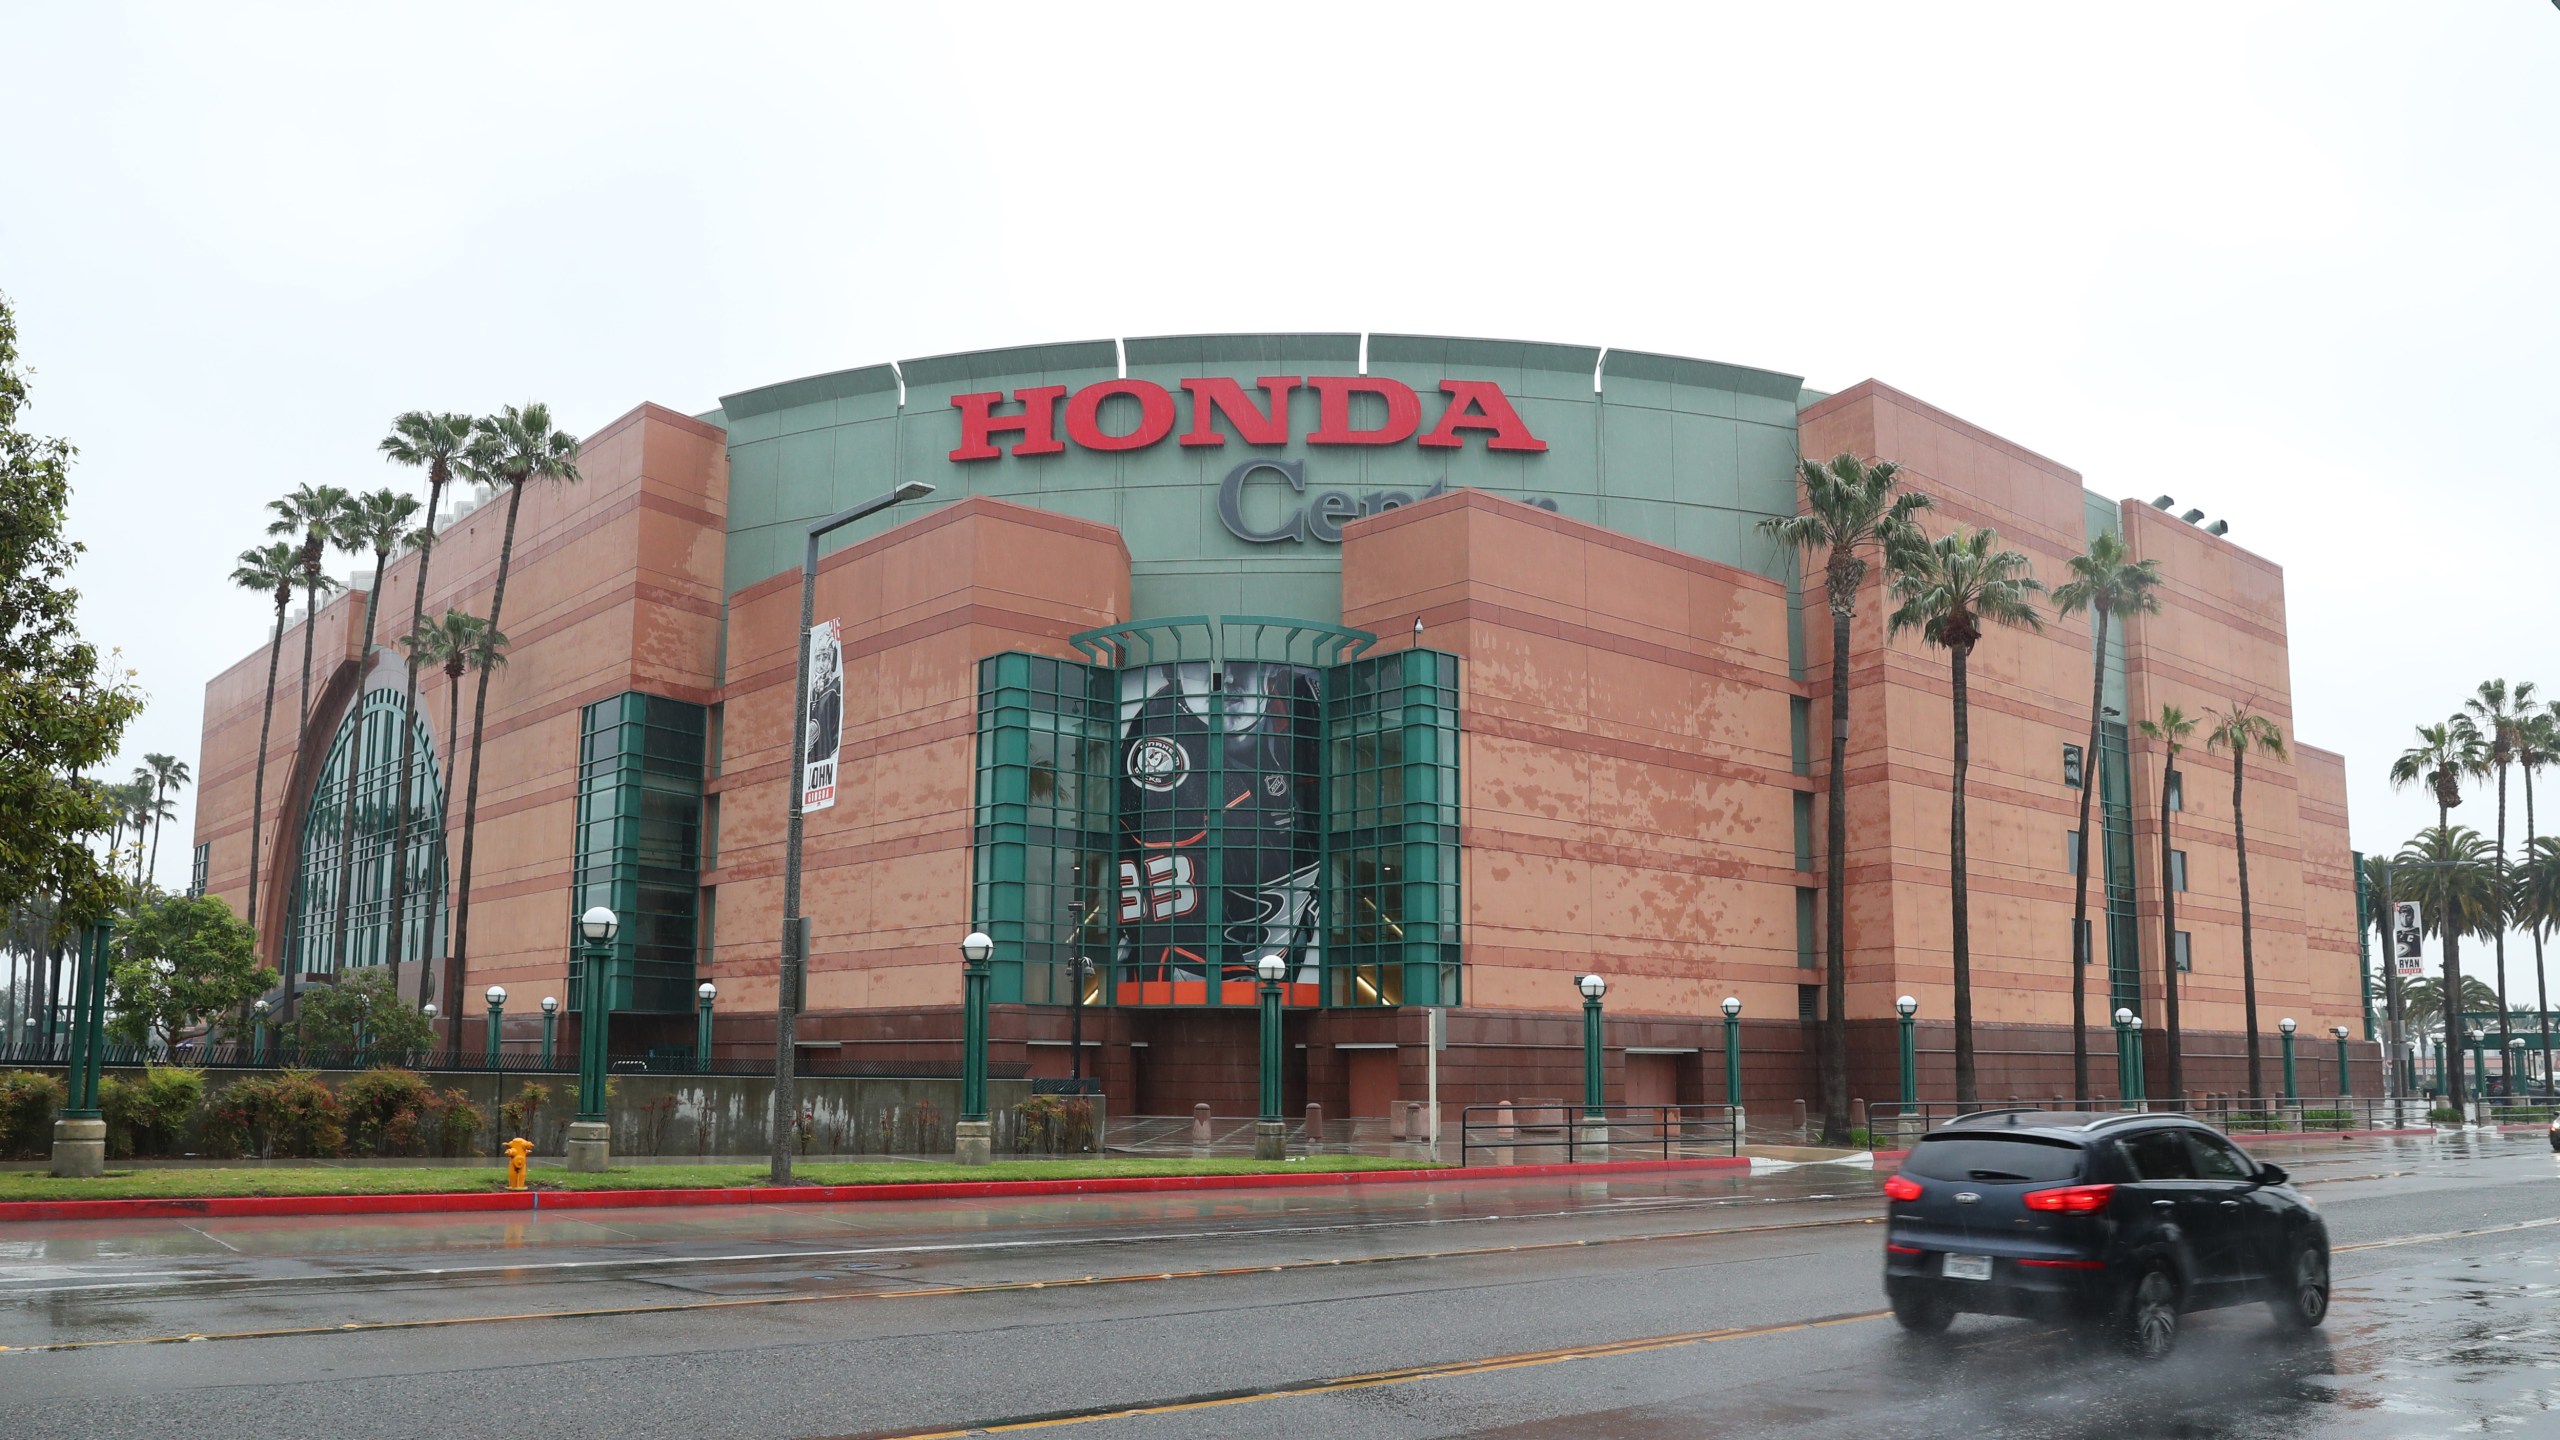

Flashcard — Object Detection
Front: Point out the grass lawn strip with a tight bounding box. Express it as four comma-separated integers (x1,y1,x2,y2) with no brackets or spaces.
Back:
0,1155,1438,1203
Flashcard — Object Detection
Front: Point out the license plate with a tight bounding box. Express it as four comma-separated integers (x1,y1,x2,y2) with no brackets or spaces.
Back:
1943,1254,1993,1281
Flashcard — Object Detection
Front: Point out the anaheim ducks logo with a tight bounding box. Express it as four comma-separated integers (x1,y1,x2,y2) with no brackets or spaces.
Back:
1127,735,1190,793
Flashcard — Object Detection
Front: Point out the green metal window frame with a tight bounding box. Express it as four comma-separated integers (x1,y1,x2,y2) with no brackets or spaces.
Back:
2097,719,2140,1013
572,692,706,1013
973,617,1460,1012
189,842,209,898
282,685,447,976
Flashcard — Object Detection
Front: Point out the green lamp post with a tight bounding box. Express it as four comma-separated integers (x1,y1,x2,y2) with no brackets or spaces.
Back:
50,922,109,1177
1894,995,1919,1113
1255,953,1290,1161
484,985,507,1063
2468,1028,2487,1112
567,905,618,1172
252,997,271,1065
696,981,717,1074
2127,1014,2146,1105
956,930,994,1166
539,994,559,1068
2505,1035,2525,1104
1577,973,1608,1117
2279,1017,2298,1101
2111,1007,2134,1108
1720,995,1743,1112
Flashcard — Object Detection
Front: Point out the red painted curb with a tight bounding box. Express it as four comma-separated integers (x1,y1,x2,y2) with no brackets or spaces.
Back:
0,1154,1751,1224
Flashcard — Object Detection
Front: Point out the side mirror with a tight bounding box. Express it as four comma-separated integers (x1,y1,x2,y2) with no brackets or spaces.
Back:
2256,1162,2288,1186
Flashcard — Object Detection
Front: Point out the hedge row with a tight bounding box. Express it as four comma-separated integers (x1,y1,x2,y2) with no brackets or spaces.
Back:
0,1067,493,1160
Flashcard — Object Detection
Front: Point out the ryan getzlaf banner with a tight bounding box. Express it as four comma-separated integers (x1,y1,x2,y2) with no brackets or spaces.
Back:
801,618,843,813
2391,900,2424,977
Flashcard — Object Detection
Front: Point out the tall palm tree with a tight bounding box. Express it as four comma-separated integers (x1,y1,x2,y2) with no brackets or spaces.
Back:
1759,453,1930,1142
1886,525,2042,1106
2515,834,2560,1089
2401,825,2500,1106
444,404,582,1034
264,484,353,733
138,753,190,890
2462,680,2537,1062
229,542,300,931
2362,850,2415,1092
2137,705,2200,1101
125,767,175,888
2520,709,2559,1077
2205,705,2285,1099
402,610,507,986
2391,719,2481,1103
2052,530,2164,1100
379,411,476,1005
317,489,426,973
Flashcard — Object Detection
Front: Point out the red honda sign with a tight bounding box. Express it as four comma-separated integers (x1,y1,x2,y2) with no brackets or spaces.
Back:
949,376,1547,462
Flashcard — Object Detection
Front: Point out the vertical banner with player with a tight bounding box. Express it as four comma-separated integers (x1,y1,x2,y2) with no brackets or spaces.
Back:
801,619,844,814
2391,900,2424,977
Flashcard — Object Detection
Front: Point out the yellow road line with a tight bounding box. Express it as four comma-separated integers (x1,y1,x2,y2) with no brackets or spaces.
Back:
858,1311,1890,1440
0,1212,1881,1355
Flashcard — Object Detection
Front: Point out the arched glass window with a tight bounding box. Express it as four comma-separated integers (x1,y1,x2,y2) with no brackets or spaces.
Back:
283,686,447,976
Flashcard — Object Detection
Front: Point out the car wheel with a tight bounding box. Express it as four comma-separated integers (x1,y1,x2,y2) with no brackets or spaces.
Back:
2121,1264,2180,1359
1891,1291,1955,1336
2271,1243,2329,1330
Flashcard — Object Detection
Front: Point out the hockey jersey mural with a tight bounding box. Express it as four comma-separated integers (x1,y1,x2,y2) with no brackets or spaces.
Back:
1113,661,1323,1005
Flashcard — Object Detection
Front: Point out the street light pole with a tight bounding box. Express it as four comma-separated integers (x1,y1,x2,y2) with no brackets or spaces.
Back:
539,995,558,1069
484,985,506,1063
568,906,619,1172
1576,974,1608,1162
2467,1028,2487,1120
773,480,934,1188
49,922,108,1178
2128,1016,2146,1105
252,998,271,1065
956,931,994,1166
1720,995,1743,1117
1068,954,1088,1088
1255,953,1289,1161
2111,1007,2134,1108
1895,995,1918,1113
2279,1017,2298,1102
696,982,717,1074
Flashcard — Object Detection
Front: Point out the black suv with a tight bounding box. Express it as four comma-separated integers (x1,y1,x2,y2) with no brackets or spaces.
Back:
1882,1111,2329,1357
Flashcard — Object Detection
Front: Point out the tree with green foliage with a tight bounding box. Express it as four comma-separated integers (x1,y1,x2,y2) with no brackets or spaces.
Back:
2392,720,2482,1104
139,752,189,889
264,484,351,734
2207,704,2286,1099
0,294,143,937
400,608,506,994
2053,530,2164,1100
2138,705,2201,1100
378,411,474,1007
108,892,274,1055
2461,680,2536,1060
294,964,436,1058
2400,825,2500,1108
445,404,581,1038
1759,452,1931,1142
2520,709,2559,1062
230,540,300,930
1887,524,2042,1105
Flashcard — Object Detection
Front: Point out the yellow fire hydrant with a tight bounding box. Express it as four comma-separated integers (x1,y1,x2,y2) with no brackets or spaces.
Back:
505,1136,535,1191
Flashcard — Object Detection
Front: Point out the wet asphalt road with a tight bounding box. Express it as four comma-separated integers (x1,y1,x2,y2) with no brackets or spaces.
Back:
0,1131,2553,1439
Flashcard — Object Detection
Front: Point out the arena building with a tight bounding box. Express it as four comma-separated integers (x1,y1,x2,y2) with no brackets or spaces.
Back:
189,334,2376,1116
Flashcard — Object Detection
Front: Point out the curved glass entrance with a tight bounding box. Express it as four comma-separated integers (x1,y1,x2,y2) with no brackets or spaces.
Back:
283,685,448,976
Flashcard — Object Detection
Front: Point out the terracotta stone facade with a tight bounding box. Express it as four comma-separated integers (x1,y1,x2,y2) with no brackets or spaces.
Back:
194,372,2372,1124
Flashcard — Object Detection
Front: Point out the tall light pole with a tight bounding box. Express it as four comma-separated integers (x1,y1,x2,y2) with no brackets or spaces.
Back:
1068,954,1089,1088
1895,995,1919,1112
956,930,994,1166
2112,1007,2134,1107
2468,1028,2487,1116
2127,1015,2146,1105
2279,1016,2299,1101
484,985,506,1062
2505,1035,2525,1102
1255,953,1290,1161
696,981,717,1074
568,906,618,1172
252,997,271,1065
49,922,108,1178
539,994,558,1068
1720,995,1743,1112
773,480,935,1188
1576,974,1608,1161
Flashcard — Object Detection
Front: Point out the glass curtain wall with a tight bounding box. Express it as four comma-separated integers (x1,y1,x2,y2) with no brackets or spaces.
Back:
572,693,706,1012
282,686,447,977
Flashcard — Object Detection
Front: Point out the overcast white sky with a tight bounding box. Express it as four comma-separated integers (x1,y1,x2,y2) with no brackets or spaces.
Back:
5,3,2555,962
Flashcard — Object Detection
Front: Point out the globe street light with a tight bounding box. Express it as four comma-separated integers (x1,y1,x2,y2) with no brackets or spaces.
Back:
696,981,718,1075
2505,1035,2527,1104
1256,953,1290,1161
252,997,272,1066
1720,996,1743,1113
2468,1028,2488,1113
569,906,618,1173
539,995,559,1069
2127,1015,2146,1106
484,984,507,1063
2279,1017,2299,1102
2112,1007,2135,1107
955,931,996,1166
772,480,937,1187
1577,975,1608,1119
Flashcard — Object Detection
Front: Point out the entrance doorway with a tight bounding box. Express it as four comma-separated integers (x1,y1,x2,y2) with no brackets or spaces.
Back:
1345,1049,1398,1117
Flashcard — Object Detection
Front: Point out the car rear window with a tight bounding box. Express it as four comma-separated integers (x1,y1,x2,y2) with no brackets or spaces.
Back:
1902,1136,2086,1183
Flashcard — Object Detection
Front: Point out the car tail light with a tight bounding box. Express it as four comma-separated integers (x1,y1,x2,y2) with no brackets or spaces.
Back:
2016,1257,2106,1270
1883,1173,1924,1202
1886,1244,1923,1255
2022,1183,2116,1214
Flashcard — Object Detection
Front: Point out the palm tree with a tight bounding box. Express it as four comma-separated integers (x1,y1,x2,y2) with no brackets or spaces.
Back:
402,611,508,989
2520,709,2559,1076
2137,705,2200,1101
2513,832,2560,1089
1759,452,1930,1143
2399,973,2501,1054
2363,850,2416,1093
1886,525,2041,1106
138,753,190,890
2052,530,2164,1100
317,488,426,973
2462,680,2537,1062
125,767,176,889
2391,719,2481,1103
444,402,581,1033
229,542,300,931
2205,705,2286,1100
264,484,353,733
378,411,476,1005
2401,825,2500,1106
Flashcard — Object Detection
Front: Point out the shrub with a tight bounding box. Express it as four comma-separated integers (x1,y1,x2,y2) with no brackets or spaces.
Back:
340,1068,438,1156
100,1067,205,1158
0,1070,66,1158
203,1070,345,1159
499,1082,549,1141
434,1091,486,1157
1015,1095,1098,1154
2429,1105,2464,1126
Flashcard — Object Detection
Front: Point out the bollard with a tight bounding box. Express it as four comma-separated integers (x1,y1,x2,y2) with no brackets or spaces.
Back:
1490,1099,1516,1168
1304,1102,1324,1145
1387,1101,1407,1140
1792,1098,1807,1137
1190,1103,1212,1147
505,1136,534,1192
1401,1100,1427,1149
